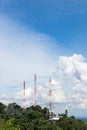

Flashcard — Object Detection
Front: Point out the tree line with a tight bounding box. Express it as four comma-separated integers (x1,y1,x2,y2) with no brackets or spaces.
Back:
0,102,87,130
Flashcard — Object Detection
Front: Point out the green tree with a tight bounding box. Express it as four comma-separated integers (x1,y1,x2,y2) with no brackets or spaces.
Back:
5,103,23,119
0,118,17,130
0,102,6,113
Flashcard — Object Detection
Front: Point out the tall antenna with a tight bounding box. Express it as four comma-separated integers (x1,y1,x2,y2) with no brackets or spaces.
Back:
34,74,37,106
49,78,52,118
23,81,26,109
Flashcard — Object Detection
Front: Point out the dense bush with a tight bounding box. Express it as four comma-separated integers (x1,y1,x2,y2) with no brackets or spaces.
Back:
0,102,87,130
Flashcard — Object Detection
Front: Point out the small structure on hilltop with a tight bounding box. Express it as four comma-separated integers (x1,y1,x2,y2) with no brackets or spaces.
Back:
58,109,68,119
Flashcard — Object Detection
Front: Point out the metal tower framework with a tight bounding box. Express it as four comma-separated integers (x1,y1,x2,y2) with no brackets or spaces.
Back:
23,81,26,109
34,74,37,106
49,78,53,118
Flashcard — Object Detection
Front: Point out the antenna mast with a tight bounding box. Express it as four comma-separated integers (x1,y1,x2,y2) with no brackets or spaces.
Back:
23,81,26,109
49,78,52,118
34,74,37,106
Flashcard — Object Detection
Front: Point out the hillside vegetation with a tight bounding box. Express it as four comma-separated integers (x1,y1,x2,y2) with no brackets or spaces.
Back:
0,102,87,130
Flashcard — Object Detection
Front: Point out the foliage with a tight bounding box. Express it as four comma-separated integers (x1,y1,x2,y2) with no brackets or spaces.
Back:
4,102,23,119
0,102,87,130
0,118,17,130
0,102,6,113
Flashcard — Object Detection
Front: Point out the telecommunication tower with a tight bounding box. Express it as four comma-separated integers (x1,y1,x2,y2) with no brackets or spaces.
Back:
48,78,53,118
34,74,37,106
23,81,26,109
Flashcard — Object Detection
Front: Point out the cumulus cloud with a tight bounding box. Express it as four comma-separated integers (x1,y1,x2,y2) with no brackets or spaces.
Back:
14,79,65,108
53,54,87,111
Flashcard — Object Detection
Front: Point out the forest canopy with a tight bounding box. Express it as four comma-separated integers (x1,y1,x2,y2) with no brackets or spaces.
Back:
0,102,87,130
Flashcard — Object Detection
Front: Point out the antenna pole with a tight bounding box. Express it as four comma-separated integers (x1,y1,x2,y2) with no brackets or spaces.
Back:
49,78,52,118
34,74,37,106
23,81,26,109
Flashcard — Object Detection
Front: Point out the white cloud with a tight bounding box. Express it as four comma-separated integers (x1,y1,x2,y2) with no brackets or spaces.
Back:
54,54,87,111
0,16,58,93
51,79,65,102
14,79,65,108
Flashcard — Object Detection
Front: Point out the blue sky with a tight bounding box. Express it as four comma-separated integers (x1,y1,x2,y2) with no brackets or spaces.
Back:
0,0,87,117
1,0,87,54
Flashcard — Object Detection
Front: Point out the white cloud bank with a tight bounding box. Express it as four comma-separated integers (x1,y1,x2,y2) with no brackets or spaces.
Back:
55,54,87,111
